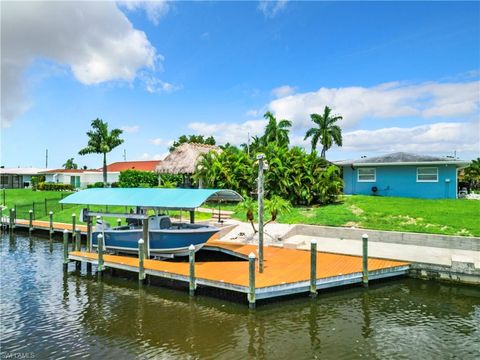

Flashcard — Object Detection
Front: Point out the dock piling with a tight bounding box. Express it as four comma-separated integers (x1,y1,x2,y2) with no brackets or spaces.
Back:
71,213,76,234
29,210,33,235
97,234,105,274
362,234,369,287
9,208,15,233
143,219,149,258
138,239,145,281
248,252,256,309
257,153,265,273
86,216,92,252
189,244,196,296
117,218,122,227
63,229,69,267
310,239,317,297
75,229,81,251
49,211,53,241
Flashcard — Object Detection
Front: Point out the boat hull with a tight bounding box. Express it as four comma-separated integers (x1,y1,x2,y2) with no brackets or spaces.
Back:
91,227,219,256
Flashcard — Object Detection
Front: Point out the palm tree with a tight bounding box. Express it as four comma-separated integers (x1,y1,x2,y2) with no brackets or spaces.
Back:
62,158,78,170
236,197,257,233
263,111,292,147
264,195,292,226
304,106,343,159
78,118,124,185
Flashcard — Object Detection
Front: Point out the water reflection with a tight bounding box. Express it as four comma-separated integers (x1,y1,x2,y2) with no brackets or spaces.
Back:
1,234,479,360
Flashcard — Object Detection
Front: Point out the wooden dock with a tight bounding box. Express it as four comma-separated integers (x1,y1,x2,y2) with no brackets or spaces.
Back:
14,219,88,233
68,239,409,304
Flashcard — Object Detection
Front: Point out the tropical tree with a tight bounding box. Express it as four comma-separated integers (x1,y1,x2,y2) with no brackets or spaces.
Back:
78,118,124,185
304,106,343,159
263,111,292,147
62,158,78,170
169,134,216,152
264,195,292,226
236,196,257,233
463,158,480,190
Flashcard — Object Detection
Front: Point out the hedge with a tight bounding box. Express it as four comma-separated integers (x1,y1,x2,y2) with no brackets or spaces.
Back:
37,182,74,191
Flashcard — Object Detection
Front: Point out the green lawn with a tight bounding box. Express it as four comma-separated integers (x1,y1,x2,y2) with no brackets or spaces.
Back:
3,190,479,236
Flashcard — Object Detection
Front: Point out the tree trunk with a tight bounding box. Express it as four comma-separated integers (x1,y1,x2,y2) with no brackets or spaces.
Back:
321,147,326,159
103,152,107,185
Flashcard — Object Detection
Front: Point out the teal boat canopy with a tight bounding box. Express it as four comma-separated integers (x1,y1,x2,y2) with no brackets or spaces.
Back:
59,188,243,210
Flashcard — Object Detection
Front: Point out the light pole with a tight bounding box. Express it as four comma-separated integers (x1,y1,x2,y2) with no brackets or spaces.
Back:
257,153,265,273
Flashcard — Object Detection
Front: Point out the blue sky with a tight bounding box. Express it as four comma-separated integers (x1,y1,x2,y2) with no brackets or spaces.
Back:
1,0,479,169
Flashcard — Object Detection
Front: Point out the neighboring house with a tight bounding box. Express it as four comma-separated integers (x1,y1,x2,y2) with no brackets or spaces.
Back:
0,168,50,189
43,160,162,188
156,143,221,187
335,152,469,199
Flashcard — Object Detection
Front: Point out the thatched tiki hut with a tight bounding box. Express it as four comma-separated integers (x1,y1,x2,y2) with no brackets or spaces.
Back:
156,143,221,188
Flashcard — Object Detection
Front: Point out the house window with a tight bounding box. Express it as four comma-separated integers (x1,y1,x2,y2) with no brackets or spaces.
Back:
358,168,376,182
417,167,438,182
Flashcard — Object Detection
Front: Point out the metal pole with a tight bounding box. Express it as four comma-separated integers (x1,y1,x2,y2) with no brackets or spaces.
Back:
72,213,76,234
310,239,317,297
143,219,149,258
97,234,104,273
29,210,33,235
248,252,256,309
189,244,195,296
63,229,69,266
362,234,369,287
49,211,53,241
257,154,265,273
138,239,145,281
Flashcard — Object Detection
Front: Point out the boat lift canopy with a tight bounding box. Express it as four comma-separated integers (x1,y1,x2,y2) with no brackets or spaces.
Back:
60,188,243,211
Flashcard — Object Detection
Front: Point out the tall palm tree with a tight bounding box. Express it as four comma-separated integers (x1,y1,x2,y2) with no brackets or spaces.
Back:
263,111,292,147
78,118,124,185
304,106,343,159
62,158,78,170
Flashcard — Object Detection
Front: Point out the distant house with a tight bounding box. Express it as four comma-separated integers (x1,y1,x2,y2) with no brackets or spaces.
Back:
335,152,469,199
0,168,50,189
156,143,221,187
43,160,162,188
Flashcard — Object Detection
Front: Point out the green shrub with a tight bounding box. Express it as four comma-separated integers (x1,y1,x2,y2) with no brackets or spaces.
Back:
37,182,74,191
87,182,106,188
118,170,158,188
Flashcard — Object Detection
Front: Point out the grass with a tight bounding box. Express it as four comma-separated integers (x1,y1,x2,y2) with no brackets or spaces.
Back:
3,190,479,236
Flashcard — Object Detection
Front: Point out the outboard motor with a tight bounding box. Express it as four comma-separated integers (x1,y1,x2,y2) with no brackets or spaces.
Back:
94,219,111,232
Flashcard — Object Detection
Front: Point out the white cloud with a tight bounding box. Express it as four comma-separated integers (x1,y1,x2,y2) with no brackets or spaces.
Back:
118,0,170,25
258,0,288,18
341,121,480,155
268,80,480,129
188,119,268,145
272,85,296,98
150,138,173,147
140,73,181,93
1,1,161,127
121,125,140,133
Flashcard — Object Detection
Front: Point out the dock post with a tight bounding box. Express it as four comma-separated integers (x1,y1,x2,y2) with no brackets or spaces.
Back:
9,208,15,233
362,234,369,287
29,210,33,235
138,239,145,281
142,219,149,258
310,239,317,297
97,234,105,274
63,229,69,268
248,252,256,309
257,153,265,273
117,218,122,227
86,216,92,252
189,244,196,296
49,211,53,241
75,229,81,251
71,213,76,234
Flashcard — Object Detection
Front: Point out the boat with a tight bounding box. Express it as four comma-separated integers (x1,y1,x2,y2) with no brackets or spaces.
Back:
60,188,243,257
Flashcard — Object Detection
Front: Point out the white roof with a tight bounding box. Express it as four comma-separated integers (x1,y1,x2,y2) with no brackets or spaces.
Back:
0,168,51,175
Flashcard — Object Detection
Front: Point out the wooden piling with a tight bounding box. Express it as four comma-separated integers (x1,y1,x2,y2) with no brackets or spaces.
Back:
310,239,317,297
138,239,145,281
189,244,196,296
97,234,105,274
63,229,69,267
29,210,33,235
248,252,256,309
49,211,53,241
9,208,15,233
362,234,369,287
143,219,149,258
71,213,76,234
75,229,81,251
257,153,265,273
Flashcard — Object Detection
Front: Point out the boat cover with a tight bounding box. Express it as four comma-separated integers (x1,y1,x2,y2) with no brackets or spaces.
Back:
59,188,243,210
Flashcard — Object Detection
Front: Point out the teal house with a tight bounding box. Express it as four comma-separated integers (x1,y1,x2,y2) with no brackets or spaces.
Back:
336,152,469,199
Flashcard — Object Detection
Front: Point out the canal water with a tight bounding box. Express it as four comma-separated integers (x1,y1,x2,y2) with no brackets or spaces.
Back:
1,234,479,359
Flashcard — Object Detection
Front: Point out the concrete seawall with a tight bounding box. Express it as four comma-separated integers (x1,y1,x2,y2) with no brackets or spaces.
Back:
282,224,480,251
